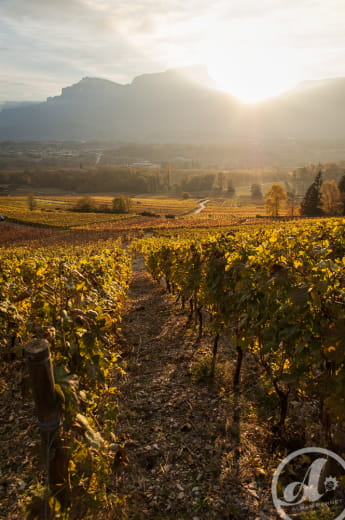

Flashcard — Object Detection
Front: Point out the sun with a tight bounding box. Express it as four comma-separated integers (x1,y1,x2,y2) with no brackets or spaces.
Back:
207,48,297,104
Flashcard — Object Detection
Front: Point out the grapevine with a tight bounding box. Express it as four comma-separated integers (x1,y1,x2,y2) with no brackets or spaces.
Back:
138,218,345,446
0,239,131,518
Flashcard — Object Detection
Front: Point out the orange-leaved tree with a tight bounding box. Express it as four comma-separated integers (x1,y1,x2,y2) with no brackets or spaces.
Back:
265,184,287,217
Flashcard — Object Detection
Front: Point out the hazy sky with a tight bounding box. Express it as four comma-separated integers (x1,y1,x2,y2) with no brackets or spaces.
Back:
2,0,345,103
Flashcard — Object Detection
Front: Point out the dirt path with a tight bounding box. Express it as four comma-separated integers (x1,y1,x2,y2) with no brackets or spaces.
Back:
192,199,210,215
112,258,265,520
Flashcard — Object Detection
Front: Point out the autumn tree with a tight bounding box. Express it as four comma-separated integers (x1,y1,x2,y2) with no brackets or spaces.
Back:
212,172,226,194
27,193,37,211
161,162,172,192
338,174,345,215
320,180,342,215
286,189,298,216
74,196,97,212
112,195,132,214
265,184,287,217
300,171,323,217
251,183,263,202
226,178,236,197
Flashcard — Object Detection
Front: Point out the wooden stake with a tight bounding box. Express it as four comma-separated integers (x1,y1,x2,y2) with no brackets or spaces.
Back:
25,339,70,507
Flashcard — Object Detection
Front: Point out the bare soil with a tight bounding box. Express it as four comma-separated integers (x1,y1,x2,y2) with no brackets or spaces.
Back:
112,257,278,519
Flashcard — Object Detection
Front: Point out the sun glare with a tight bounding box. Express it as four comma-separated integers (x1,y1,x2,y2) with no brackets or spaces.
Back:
207,48,297,104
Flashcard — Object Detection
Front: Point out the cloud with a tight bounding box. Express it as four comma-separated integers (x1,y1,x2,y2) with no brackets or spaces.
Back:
205,0,345,50
1,0,345,101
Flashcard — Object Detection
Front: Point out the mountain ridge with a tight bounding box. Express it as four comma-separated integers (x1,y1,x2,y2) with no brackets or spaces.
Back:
1,67,345,142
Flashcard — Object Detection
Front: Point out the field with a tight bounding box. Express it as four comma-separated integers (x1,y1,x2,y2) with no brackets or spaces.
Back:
0,197,138,228
0,195,288,234
1,194,345,520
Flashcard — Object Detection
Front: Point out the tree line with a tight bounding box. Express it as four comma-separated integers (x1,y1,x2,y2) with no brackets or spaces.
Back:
0,166,227,194
264,172,345,217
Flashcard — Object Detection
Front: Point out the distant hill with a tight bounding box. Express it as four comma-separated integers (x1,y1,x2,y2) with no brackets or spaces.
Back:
244,77,345,140
0,101,41,111
1,67,345,142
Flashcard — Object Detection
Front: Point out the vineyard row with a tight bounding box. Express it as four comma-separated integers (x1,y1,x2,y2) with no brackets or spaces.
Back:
138,218,345,449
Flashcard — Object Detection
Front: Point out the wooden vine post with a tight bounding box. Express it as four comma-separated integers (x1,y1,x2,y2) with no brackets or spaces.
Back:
25,339,70,507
